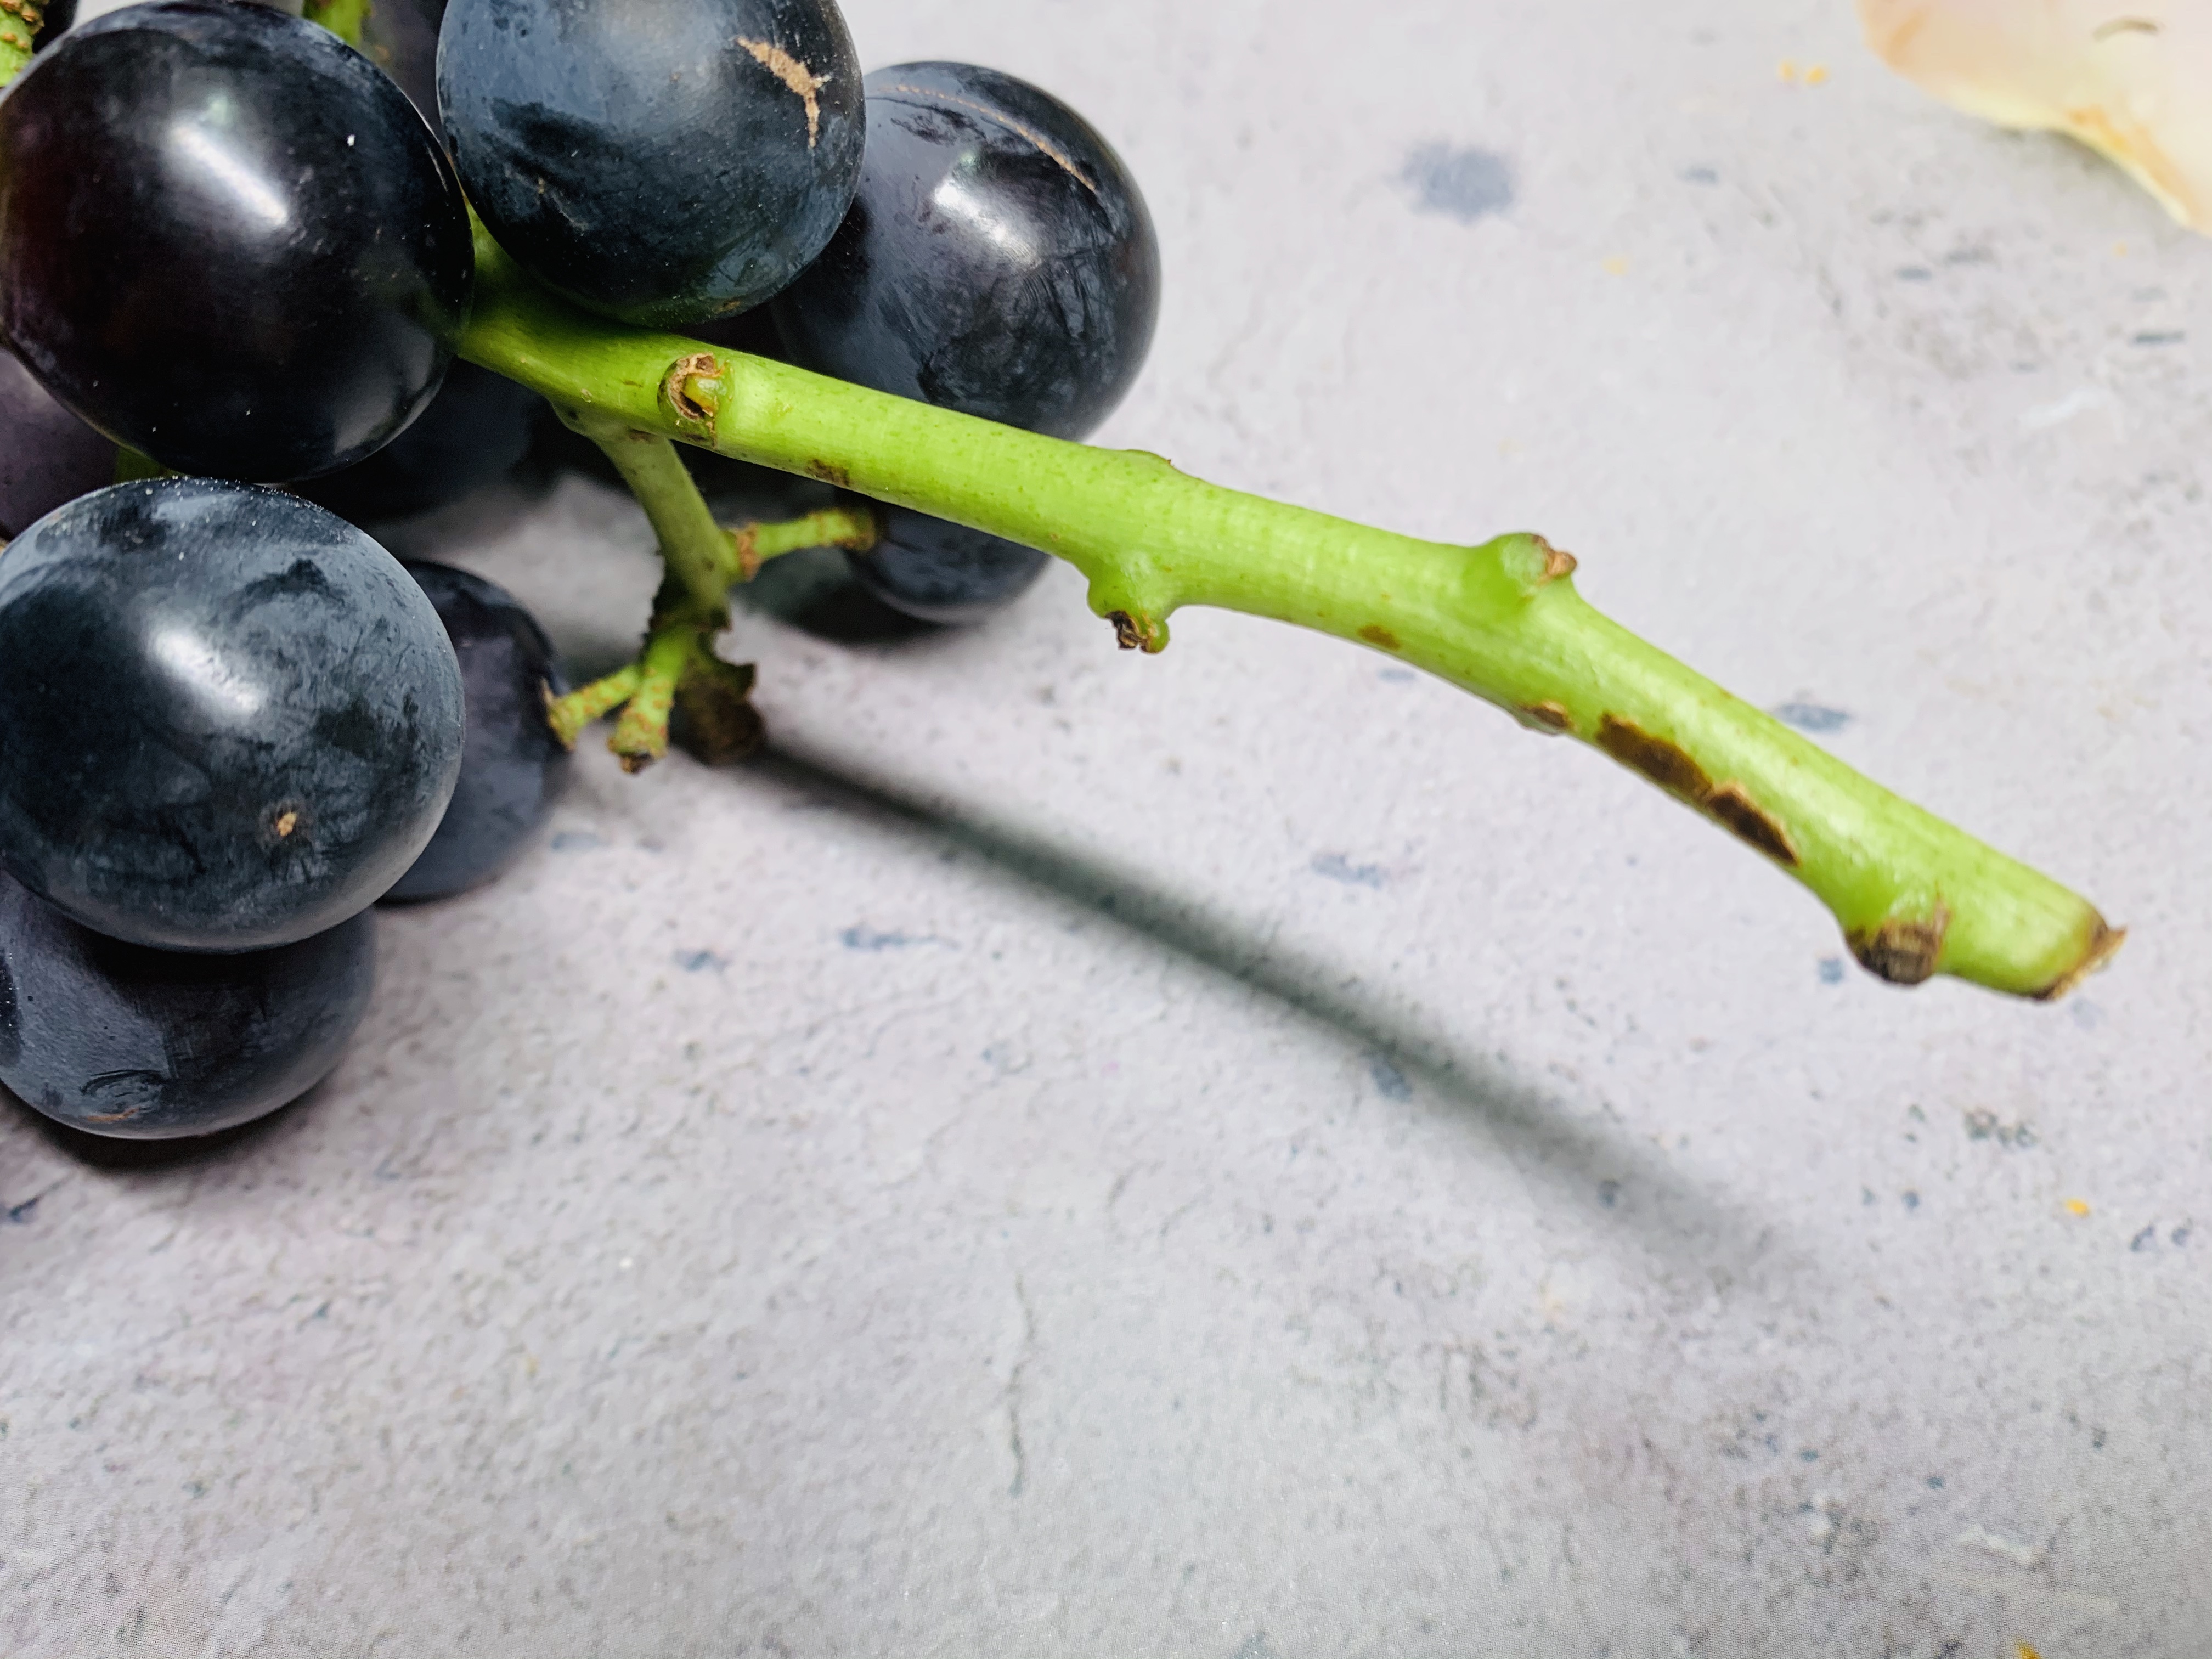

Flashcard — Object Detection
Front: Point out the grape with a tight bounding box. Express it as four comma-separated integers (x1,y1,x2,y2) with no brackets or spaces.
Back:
298,361,544,527
438,0,864,328
0,870,374,1140
383,562,571,903
0,479,464,952
0,0,473,482
0,349,114,539
770,63,1160,622
773,62,1160,439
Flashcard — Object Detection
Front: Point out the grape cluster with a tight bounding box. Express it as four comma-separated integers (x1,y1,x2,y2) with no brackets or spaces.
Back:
0,0,1158,1137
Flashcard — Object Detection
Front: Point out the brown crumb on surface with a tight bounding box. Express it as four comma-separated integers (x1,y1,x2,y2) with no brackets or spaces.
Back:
1847,907,1951,985
737,38,833,148
1358,624,1402,652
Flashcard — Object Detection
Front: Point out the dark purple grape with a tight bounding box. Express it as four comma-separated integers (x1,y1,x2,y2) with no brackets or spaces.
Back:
0,349,113,539
846,507,1049,626
0,870,374,1141
439,0,864,329
298,360,543,526
0,479,464,952
769,63,1159,624
383,562,570,902
0,0,473,482
771,62,1159,441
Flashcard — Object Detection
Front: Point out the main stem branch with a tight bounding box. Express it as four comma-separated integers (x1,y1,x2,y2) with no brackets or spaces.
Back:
460,230,2119,1001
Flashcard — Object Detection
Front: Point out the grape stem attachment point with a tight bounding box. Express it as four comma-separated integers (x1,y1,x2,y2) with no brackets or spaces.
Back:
488,227,2117,999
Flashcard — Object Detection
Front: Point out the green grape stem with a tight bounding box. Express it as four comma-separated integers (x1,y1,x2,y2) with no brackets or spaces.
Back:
0,0,48,83
479,229,2118,998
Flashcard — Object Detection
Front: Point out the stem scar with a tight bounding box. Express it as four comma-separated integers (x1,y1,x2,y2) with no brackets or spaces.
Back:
1847,907,1951,985
662,352,721,425
1595,713,1799,866
2032,919,2126,1001
1534,535,1578,584
804,459,851,487
1108,611,1165,652
737,38,831,148
1519,701,1572,732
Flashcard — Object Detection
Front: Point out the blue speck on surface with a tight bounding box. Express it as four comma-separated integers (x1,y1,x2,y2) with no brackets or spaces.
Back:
2131,1224,2158,1252
1800,1449,1819,1462
1311,853,1386,888
1818,957,1846,984
4,1194,39,1224
1398,143,1515,223
1598,1178,1621,1209
2132,331,2185,346
1895,266,1933,281
674,949,729,974
841,926,917,951
1679,165,1718,184
1365,1053,1413,1101
550,831,605,852
1927,1475,1945,1489
2072,998,2106,1030
1378,668,1417,684
1773,702,1853,735
1902,1190,1921,1211
2174,1225,2193,1247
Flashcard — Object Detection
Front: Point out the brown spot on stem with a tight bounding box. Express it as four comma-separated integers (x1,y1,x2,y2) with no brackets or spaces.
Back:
1108,611,1145,650
881,83,1098,194
1702,782,1798,865
663,352,720,425
2033,919,2126,1002
1520,701,1572,733
804,459,851,488
1847,907,1951,986
1534,536,1578,584
1596,713,1711,800
737,38,832,148
1358,624,1402,652
1594,714,1799,866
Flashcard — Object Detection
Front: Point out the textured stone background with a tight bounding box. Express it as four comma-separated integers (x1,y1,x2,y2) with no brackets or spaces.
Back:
5,1,2208,1654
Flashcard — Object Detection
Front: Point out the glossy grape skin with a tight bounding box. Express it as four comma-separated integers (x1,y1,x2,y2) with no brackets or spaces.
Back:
299,360,543,527
770,63,1159,624
0,479,464,952
0,871,374,1141
771,63,1160,442
439,0,864,329
0,349,113,539
383,562,571,903
0,0,473,482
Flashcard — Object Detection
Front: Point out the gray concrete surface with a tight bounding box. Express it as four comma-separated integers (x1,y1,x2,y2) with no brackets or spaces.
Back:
4,0,2209,1654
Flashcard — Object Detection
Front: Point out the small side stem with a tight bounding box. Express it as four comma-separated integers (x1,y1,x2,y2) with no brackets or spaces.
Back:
0,0,52,84
732,502,881,579
607,623,698,771
557,405,736,617
546,664,643,749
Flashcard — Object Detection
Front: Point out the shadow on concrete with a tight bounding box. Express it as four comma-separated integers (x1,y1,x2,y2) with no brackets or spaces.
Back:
746,737,1790,1282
